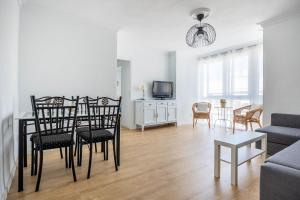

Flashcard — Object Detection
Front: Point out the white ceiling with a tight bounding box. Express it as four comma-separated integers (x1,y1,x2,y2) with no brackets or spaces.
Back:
27,0,300,54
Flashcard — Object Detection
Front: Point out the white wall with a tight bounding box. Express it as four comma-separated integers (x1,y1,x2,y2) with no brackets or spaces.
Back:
262,12,300,123
168,52,176,98
117,30,169,128
19,3,118,112
175,52,199,125
0,0,20,199
117,31,169,99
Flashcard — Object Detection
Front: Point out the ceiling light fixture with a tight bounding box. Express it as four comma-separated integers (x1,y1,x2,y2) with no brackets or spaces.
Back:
186,8,216,48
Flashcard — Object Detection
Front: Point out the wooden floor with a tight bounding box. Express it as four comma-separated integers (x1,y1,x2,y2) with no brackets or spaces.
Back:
8,125,262,200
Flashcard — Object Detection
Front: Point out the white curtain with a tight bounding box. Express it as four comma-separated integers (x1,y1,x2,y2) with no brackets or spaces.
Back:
198,44,263,108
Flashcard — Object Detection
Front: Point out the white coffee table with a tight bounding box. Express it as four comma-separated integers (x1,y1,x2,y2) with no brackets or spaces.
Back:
214,132,267,186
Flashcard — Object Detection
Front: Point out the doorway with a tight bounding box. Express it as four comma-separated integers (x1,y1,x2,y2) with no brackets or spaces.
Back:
117,59,133,129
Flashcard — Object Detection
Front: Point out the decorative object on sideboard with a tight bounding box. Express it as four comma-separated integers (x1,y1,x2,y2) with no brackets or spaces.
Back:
138,84,145,100
186,8,216,48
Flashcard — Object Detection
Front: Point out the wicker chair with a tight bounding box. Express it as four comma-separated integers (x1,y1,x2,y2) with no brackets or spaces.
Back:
232,105,263,133
192,102,211,128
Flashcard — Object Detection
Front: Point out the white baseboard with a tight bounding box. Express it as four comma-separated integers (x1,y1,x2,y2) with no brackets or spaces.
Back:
1,163,16,200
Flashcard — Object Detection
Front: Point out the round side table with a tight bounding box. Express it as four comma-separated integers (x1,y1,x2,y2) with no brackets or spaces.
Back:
213,106,233,128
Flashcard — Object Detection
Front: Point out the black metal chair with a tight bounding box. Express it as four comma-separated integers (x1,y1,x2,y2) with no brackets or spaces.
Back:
31,96,79,191
77,96,121,178
30,96,69,176
74,96,101,157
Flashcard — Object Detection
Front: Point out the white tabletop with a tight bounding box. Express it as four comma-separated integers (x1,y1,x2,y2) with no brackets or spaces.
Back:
214,132,266,148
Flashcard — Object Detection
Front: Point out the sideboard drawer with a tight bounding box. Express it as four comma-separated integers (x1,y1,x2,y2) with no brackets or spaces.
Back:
157,101,167,106
168,101,176,106
144,101,156,107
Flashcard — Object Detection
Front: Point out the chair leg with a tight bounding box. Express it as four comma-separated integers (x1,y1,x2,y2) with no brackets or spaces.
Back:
103,142,106,160
78,138,82,166
112,140,118,171
74,136,78,156
77,138,80,166
258,121,262,128
94,143,98,153
101,142,104,152
34,149,38,175
65,147,68,168
31,141,34,176
35,150,43,192
69,146,72,168
69,145,77,182
245,123,248,131
105,141,108,160
208,118,211,129
95,142,98,153
250,122,253,131
87,142,93,179
193,118,195,128
79,138,83,166
60,147,63,159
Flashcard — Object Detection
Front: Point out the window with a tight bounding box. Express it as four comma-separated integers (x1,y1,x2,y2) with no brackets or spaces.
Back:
231,53,249,96
207,59,223,96
198,44,263,105
258,47,263,96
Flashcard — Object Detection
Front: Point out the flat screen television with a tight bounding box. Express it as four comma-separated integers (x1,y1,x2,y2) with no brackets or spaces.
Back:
152,81,173,99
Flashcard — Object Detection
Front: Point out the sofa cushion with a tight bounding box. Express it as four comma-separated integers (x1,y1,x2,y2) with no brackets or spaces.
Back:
271,113,300,128
260,162,300,200
267,141,300,171
256,125,300,145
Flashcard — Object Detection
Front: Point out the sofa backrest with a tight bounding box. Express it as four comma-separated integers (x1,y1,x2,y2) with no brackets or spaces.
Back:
271,113,300,129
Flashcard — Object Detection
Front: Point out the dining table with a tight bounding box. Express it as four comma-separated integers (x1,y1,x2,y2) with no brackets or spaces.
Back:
15,111,121,192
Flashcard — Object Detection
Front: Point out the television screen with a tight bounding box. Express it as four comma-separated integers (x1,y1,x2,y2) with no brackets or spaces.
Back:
152,81,173,99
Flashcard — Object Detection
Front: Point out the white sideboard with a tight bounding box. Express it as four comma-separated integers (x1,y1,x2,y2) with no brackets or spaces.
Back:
135,99,177,131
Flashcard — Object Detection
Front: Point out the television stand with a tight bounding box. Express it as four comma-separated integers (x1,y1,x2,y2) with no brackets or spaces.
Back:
135,99,177,131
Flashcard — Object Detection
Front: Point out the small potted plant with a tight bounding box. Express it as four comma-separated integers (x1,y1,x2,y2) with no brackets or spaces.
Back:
220,99,226,108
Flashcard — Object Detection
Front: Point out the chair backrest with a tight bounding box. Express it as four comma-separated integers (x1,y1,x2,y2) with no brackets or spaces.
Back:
86,96,122,137
192,102,211,113
246,107,263,120
77,96,99,115
233,105,251,115
31,96,79,145
31,96,65,111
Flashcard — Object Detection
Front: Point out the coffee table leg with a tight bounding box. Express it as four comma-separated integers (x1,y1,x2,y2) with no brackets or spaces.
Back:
261,136,267,162
247,143,251,163
231,146,238,186
214,142,220,178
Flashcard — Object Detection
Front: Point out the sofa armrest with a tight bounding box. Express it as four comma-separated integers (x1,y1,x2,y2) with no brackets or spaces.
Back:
260,162,300,200
271,113,300,128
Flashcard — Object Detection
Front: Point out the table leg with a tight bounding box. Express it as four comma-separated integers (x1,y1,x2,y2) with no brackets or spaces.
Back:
261,135,267,162
247,143,251,163
231,146,238,186
117,118,120,166
23,121,27,167
18,120,24,192
214,143,220,178
223,108,226,128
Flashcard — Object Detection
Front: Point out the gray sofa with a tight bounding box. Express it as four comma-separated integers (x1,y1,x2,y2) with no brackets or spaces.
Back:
256,113,300,155
260,140,300,200
257,113,300,200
